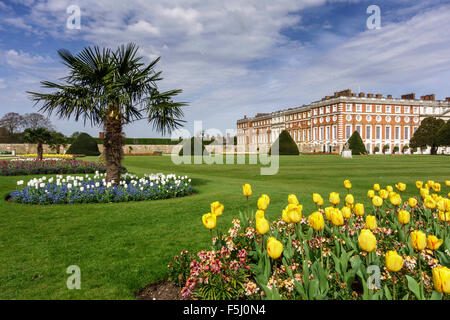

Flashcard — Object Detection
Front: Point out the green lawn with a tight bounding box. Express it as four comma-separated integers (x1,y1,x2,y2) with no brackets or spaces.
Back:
0,155,449,299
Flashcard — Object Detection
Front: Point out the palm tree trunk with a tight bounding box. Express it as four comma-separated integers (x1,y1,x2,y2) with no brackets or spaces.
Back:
37,142,43,160
104,113,123,184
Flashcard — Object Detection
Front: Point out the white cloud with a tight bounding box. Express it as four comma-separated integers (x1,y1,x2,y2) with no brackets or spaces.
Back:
1,0,449,138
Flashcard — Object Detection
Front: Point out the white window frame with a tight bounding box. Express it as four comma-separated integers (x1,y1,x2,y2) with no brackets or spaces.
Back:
366,125,372,139
346,104,352,112
394,126,401,140
385,126,391,140
345,125,352,139
376,105,382,113
385,106,391,113
366,104,372,112
375,126,381,139
404,126,410,140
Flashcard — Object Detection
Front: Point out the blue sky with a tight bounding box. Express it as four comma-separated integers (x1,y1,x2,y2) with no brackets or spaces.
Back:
1,0,450,138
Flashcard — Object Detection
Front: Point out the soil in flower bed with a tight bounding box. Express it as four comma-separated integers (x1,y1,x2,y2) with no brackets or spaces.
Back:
135,280,186,300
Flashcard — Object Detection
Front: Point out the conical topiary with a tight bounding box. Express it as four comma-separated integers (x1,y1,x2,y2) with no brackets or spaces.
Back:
346,131,367,155
269,130,299,155
178,137,209,156
67,132,100,156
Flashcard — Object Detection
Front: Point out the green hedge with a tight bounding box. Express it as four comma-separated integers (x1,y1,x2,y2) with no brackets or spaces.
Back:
67,133,101,156
269,130,299,155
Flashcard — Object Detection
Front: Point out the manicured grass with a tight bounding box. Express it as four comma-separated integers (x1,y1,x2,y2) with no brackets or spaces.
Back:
0,155,449,299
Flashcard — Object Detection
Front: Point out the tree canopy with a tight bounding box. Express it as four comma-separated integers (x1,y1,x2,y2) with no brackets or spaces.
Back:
410,117,445,154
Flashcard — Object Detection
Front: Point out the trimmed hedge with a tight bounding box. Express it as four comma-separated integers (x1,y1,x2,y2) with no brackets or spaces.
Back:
67,133,100,156
269,130,299,155
347,131,367,155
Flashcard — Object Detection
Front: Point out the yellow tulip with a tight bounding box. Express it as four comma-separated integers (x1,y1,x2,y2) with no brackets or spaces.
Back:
416,181,423,189
345,194,354,205
379,189,389,200
385,250,403,272
308,211,325,231
445,180,450,187
331,209,344,226
427,235,443,250
358,229,376,252
424,196,436,210
288,194,299,205
242,184,252,197
408,197,417,208
365,215,377,231
373,184,381,191
386,185,393,193
256,217,270,235
433,183,441,192
410,230,427,251
324,206,334,221
257,194,270,211
389,192,402,206
432,266,450,294
437,198,450,212
210,201,224,216
431,193,440,202
255,210,265,220
329,192,340,206
316,196,324,207
439,211,450,222
426,180,435,189
354,203,365,216
202,213,217,230
267,237,283,259
420,188,429,199
344,179,352,190
281,209,291,223
312,193,322,204
398,210,410,224
395,182,406,192
341,206,352,219
367,190,375,199
286,204,302,223
372,196,383,207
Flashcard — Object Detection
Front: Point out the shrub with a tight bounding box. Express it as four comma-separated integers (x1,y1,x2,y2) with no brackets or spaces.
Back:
346,131,367,155
178,137,209,156
383,144,390,153
67,132,100,156
269,130,299,155
373,146,380,153
393,146,400,153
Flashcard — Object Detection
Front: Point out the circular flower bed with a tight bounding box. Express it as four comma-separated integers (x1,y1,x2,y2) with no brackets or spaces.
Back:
0,159,115,176
9,172,195,205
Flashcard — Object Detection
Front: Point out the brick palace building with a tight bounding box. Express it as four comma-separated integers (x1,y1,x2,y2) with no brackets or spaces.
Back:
236,89,450,154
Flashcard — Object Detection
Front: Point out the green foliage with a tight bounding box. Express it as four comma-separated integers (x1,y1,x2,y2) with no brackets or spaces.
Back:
178,137,209,156
436,120,450,147
21,127,53,144
67,132,100,156
410,117,445,154
269,130,299,155
393,146,400,153
373,146,380,153
346,131,367,155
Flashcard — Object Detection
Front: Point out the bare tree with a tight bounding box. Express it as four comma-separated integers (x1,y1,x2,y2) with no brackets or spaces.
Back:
0,112,25,134
22,113,54,130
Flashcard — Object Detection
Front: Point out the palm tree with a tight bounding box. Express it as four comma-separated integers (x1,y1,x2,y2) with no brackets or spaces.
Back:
28,43,186,183
22,128,53,160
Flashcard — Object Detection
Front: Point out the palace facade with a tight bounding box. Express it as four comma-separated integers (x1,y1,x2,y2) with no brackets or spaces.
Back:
236,89,450,154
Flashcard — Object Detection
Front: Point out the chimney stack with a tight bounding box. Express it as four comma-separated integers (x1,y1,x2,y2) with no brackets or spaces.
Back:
445,97,450,102
387,94,393,99
358,92,365,97
401,93,415,100
421,94,435,101
367,93,374,98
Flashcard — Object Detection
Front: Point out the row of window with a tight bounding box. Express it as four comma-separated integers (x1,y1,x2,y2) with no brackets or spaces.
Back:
345,125,418,140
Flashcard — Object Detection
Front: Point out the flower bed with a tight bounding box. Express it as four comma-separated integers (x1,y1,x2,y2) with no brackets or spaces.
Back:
9,173,195,205
169,180,450,300
19,154,74,159
0,159,111,176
